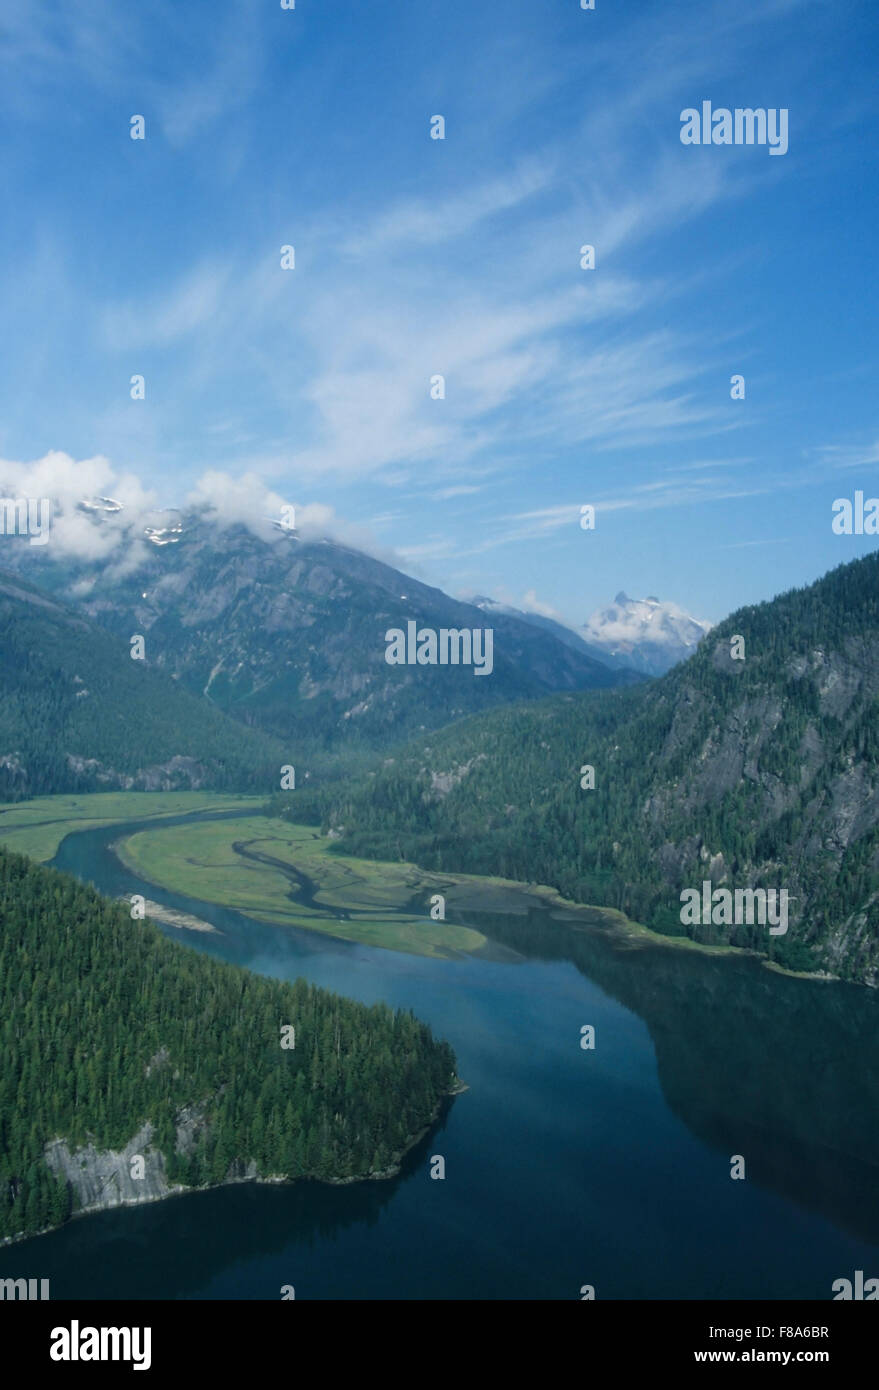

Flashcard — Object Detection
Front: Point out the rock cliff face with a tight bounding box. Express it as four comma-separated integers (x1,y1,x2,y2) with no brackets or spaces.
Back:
632,628,879,981
44,1125,177,1213
40,1108,249,1221
586,562,879,979
36,1091,435,1225
64,754,214,791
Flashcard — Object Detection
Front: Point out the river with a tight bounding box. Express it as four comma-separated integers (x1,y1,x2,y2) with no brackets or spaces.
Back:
1,809,878,1300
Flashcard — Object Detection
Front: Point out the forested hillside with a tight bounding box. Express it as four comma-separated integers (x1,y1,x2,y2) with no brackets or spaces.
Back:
0,846,457,1242
314,553,879,983
0,572,287,798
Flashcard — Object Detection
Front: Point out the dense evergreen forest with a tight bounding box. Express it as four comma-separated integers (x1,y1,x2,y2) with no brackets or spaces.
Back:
0,846,457,1242
305,554,879,983
0,572,287,799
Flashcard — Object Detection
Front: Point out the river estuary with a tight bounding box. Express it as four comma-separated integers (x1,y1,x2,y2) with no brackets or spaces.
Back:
2,810,878,1300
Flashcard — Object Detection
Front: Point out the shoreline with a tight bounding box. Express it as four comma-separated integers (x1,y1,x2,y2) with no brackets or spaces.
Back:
113,812,843,986
1,794,862,986
0,1080,466,1250
440,874,844,986
114,891,220,935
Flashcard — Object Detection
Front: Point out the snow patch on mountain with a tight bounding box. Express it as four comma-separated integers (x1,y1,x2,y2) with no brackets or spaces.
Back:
581,592,711,675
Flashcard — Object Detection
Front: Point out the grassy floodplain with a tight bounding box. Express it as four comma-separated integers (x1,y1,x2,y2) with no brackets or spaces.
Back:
0,791,263,863
115,815,487,958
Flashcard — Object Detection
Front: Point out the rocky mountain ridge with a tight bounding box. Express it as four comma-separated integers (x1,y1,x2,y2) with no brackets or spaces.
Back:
3,506,633,754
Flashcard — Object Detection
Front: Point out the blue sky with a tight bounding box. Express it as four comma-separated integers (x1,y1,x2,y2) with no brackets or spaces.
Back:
0,0,877,626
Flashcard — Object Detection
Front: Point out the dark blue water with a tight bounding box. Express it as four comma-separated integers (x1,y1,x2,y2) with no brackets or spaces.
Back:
2,811,878,1300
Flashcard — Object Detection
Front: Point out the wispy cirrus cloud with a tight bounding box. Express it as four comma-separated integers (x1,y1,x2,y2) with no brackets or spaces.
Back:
349,160,555,258
102,265,232,350
811,439,879,471
0,0,268,144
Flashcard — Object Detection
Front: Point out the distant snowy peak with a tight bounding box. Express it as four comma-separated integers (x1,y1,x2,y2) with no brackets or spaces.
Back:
582,593,711,675
470,591,708,677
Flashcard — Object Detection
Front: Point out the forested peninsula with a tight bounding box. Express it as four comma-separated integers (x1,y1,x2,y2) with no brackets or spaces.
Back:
0,845,458,1244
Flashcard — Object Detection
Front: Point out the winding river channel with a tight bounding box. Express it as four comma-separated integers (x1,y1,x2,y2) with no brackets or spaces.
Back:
2,809,879,1300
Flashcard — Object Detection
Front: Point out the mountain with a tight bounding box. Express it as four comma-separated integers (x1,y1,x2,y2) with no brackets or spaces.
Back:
469,595,640,671
471,589,708,676
0,843,457,1242
0,570,286,798
315,553,879,985
581,591,711,675
4,504,633,754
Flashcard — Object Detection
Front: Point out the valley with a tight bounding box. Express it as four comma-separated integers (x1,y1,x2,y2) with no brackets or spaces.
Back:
2,0,876,1314
322,552,879,985
0,790,805,972
1,514,877,1297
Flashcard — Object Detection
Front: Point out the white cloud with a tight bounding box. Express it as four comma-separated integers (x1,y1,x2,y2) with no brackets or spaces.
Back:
521,588,563,620
186,471,289,538
0,451,159,561
0,453,391,565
